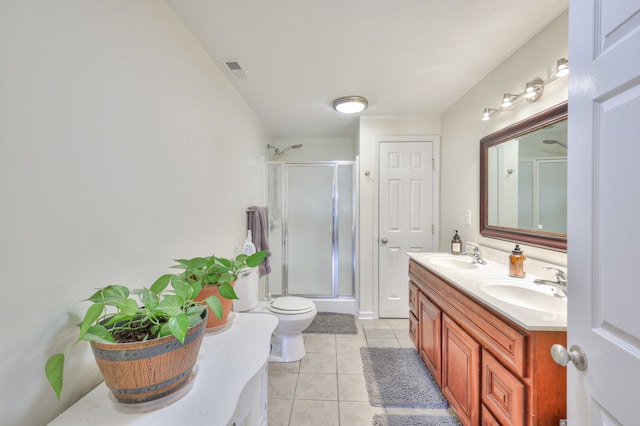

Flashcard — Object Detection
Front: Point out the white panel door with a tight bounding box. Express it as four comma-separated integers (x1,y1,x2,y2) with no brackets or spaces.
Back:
378,141,434,318
568,2,640,424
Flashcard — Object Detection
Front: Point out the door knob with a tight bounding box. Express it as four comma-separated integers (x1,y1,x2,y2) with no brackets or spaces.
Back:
381,238,388,244
551,344,587,371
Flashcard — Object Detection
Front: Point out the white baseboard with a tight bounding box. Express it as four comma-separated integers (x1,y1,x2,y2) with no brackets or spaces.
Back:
357,310,375,320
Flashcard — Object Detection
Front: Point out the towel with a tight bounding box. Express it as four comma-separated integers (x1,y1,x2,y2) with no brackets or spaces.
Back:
248,206,271,277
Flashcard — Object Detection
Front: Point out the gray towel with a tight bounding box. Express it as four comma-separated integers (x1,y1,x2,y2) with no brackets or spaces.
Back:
248,206,271,277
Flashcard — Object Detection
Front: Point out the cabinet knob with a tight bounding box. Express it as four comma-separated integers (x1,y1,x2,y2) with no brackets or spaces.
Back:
381,238,388,244
551,344,587,371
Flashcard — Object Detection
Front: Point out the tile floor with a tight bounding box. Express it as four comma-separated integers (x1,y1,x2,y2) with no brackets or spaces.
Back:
267,318,458,426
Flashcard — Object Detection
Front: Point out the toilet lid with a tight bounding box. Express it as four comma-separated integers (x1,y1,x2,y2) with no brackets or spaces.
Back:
268,296,315,314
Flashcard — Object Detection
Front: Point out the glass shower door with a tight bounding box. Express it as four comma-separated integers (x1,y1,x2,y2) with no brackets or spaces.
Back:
286,164,334,296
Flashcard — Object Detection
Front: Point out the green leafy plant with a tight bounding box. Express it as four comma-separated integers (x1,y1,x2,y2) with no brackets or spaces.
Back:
44,273,219,400
171,250,269,316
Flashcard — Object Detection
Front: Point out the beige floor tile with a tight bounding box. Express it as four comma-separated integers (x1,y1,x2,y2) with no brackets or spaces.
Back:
304,334,336,353
289,400,339,426
392,328,410,339
337,351,364,374
387,318,410,329
300,352,337,374
398,338,415,348
295,373,338,400
360,319,391,328
337,374,370,402
366,338,401,347
269,360,300,373
268,371,299,399
339,401,385,426
267,398,293,426
364,327,397,339
335,336,367,354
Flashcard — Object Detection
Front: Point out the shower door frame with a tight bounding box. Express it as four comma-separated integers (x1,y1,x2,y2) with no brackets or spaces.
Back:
267,160,356,299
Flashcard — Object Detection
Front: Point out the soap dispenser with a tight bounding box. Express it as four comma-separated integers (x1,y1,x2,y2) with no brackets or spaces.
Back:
509,244,526,278
451,230,462,255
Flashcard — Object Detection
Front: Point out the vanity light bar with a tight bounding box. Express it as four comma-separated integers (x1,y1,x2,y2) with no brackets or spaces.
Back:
481,57,568,121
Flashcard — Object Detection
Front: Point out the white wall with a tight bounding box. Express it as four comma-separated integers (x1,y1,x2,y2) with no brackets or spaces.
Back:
357,114,440,316
0,1,271,424
440,10,569,268
270,137,355,162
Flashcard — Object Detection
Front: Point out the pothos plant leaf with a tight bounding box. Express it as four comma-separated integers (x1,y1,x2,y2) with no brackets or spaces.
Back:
86,285,129,305
154,294,185,318
172,276,194,301
204,295,223,319
150,274,172,294
218,282,239,300
45,353,65,400
246,250,268,267
167,313,189,344
81,325,116,343
77,303,105,342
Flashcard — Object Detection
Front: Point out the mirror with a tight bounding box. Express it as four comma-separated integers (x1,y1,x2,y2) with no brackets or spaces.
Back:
480,102,567,251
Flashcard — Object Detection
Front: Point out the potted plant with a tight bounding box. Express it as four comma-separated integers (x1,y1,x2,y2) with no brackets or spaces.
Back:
45,272,220,403
171,250,268,329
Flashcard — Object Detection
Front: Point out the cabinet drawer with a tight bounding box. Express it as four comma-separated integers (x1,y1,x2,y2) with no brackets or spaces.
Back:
409,312,419,349
481,404,501,426
482,349,525,426
409,281,419,316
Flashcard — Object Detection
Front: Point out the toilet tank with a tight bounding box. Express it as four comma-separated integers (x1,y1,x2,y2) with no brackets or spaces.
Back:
233,267,259,312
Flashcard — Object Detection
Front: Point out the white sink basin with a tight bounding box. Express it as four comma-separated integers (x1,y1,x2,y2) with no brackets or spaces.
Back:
473,278,567,315
425,254,479,270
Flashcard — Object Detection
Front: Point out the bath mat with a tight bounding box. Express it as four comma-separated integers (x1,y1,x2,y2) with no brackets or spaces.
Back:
304,312,357,334
360,347,449,408
372,414,461,426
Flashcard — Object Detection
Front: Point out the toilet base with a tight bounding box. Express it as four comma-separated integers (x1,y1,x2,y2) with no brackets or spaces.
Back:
268,332,306,362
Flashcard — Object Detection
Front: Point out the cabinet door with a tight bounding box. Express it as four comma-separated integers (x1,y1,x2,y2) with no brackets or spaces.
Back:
409,281,419,316
481,404,501,426
409,312,419,349
442,314,480,426
482,350,525,426
418,292,441,385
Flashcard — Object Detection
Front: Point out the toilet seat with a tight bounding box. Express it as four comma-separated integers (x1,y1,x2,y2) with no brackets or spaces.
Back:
268,296,316,315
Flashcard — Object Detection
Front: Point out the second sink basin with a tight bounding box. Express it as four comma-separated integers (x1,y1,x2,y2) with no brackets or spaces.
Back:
473,278,567,315
425,254,479,270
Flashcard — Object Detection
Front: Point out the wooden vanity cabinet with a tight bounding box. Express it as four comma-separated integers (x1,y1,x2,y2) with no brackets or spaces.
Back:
408,259,566,426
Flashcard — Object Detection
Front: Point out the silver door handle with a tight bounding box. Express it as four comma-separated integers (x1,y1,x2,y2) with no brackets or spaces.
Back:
381,238,388,244
551,344,587,371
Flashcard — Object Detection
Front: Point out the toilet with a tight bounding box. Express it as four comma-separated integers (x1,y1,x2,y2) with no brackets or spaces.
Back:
234,268,317,362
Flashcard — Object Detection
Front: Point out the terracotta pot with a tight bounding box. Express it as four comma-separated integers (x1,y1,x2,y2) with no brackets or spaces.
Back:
89,311,207,404
194,282,235,329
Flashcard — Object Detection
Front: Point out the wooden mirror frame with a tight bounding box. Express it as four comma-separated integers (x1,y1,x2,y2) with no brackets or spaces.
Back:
480,101,568,251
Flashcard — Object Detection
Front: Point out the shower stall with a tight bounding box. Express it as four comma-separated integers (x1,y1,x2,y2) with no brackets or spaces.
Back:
266,161,356,312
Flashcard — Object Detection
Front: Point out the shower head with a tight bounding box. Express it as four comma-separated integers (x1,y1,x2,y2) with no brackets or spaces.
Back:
542,139,568,149
267,143,303,159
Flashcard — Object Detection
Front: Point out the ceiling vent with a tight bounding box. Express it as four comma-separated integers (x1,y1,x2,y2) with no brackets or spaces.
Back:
222,59,251,80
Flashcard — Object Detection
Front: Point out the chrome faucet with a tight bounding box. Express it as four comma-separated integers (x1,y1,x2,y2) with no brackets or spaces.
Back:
534,266,567,298
464,242,486,265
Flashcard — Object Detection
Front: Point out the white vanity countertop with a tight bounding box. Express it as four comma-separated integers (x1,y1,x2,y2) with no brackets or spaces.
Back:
408,252,567,331
48,312,278,426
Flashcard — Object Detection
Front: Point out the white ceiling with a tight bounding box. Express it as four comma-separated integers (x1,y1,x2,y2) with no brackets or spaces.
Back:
167,1,568,138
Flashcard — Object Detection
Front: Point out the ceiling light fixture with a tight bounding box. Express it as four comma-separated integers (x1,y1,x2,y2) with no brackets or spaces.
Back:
333,96,368,114
481,108,498,121
481,57,568,120
501,93,516,108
